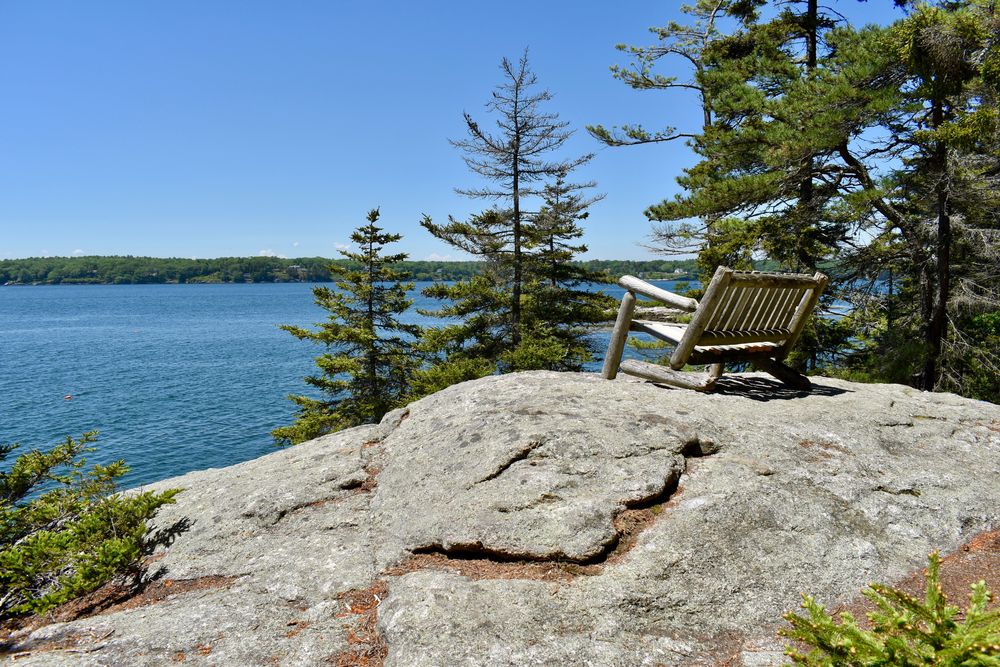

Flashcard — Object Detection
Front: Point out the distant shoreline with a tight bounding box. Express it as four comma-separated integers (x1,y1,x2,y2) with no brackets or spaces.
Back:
0,256,698,286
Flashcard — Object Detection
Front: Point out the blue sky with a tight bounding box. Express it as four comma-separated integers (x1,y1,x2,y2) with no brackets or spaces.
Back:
0,1,903,261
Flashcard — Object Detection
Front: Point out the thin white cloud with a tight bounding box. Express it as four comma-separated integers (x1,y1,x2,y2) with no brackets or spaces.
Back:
259,249,287,258
72,249,84,256
425,252,453,261
335,243,351,252
292,241,300,247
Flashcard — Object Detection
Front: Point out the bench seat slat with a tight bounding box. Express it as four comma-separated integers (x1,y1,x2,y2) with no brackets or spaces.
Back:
630,320,791,346
728,273,822,288
699,328,791,345
629,320,686,343
687,345,781,365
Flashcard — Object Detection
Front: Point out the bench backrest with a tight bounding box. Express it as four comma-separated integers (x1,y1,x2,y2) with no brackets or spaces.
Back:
670,267,828,367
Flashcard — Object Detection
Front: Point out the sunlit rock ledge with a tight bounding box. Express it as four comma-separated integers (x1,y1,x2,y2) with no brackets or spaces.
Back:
7,371,999,666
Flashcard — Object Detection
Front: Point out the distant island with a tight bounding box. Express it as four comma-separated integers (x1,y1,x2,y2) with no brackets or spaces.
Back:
0,256,699,285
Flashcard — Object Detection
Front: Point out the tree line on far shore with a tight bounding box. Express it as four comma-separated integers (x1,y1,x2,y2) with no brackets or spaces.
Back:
0,255,698,285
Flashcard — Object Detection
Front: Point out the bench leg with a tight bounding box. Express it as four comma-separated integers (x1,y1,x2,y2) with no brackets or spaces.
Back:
618,360,721,392
752,358,811,390
602,291,636,379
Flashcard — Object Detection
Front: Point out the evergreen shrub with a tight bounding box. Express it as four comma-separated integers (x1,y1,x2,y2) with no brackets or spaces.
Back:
0,432,179,618
781,552,999,665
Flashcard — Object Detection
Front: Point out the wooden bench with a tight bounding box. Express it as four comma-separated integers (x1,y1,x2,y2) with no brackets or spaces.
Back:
602,267,829,391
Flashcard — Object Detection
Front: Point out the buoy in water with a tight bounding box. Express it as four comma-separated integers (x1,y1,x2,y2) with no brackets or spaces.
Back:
64,395,72,400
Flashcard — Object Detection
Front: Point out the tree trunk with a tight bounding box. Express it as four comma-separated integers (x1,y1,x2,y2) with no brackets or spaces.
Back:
922,103,951,391
922,194,950,391
512,165,522,346
796,0,819,273
367,236,378,402
886,270,894,332
550,236,557,287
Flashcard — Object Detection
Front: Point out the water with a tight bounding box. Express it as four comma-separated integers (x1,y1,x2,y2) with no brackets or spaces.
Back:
0,280,687,488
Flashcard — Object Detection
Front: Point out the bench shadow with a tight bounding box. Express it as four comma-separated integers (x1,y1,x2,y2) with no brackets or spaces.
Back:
712,375,849,402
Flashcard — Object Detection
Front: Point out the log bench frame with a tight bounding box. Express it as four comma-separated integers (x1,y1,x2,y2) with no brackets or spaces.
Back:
602,267,829,392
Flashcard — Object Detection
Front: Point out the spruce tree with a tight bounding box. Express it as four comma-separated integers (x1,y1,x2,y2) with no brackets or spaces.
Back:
523,172,614,371
273,209,419,444
781,551,1000,664
419,50,601,383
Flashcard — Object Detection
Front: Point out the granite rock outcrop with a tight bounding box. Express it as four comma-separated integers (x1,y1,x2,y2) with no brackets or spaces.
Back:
6,371,999,666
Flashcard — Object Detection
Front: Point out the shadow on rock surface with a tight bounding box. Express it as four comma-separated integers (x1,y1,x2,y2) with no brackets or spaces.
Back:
713,375,849,401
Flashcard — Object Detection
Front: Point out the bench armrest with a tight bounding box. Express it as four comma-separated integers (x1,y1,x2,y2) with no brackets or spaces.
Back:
618,275,699,312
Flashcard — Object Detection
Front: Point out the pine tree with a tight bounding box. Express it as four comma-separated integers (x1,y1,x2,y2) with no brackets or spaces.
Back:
419,50,600,382
273,209,419,444
595,1,999,398
644,0,852,275
842,1,1000,394
596,0,862,370
588,0,724,147
588,0,740,268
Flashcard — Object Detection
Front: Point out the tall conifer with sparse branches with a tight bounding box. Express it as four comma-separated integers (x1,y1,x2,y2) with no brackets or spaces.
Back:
273,209,419,444
438,49,592,345
419,49,602,382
